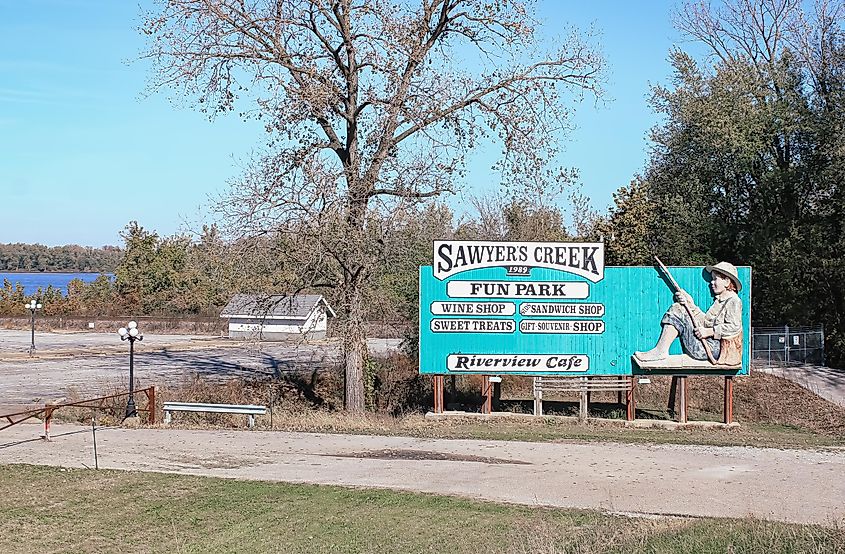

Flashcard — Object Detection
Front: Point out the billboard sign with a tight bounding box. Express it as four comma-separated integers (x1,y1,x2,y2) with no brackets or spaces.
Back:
419,241,751,376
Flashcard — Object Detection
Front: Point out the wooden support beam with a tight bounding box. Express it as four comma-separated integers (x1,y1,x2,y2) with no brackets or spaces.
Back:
678,376,688,424
626,376,636,421
667,376,678,419
481,376,492,414
43,406,53,441
724,376,734,424
145,386,156,425
533,378,543,416
579,376,588,422
433,375,444,414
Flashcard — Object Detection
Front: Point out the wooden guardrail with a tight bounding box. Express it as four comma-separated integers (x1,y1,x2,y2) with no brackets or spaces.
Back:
0,386,156,440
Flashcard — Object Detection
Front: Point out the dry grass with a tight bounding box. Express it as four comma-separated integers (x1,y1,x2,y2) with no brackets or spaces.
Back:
45,354,845,448
734,372,845,435
507,516,690,554
55,380,156,426
497,370,845,436
47,381,844,450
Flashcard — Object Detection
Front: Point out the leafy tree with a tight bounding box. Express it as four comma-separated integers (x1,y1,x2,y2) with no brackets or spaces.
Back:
182,224,238,315
63,278,88,315
114,222,160,309
374,202,455,322
642,0,845,365
592,177,656,266
143,0,605,411
456,188,598,243
79,275,120,316
0,280,27,315
37,286,67,316
113,222,192,314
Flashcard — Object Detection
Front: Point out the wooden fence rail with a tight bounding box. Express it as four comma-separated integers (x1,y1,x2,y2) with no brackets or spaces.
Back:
0,386,156,440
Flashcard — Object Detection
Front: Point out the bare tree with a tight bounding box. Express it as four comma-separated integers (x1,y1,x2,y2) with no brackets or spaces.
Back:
142,0,604,412
675,0,844,96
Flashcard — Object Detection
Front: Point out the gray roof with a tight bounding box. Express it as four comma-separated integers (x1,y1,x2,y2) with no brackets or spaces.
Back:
220,294,335,319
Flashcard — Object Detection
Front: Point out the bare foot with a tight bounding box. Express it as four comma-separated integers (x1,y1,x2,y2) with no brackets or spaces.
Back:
634,349,668,362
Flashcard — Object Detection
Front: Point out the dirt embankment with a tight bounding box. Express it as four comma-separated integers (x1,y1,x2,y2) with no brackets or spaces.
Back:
0,315,226,336
0,316,409,338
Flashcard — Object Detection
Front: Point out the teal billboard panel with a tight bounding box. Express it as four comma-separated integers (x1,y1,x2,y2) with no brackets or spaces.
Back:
419,262,751,377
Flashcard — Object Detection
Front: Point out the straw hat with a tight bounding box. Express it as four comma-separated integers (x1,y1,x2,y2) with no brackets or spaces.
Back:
705,261,742,292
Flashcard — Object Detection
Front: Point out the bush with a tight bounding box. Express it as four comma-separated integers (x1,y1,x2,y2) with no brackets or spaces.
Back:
369,354,431,415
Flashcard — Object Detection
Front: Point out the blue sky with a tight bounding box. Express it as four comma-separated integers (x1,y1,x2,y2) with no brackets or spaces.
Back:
0,1,686,247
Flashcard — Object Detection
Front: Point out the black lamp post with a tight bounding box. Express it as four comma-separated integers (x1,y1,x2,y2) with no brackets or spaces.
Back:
25,299,42,356
118,321,143,419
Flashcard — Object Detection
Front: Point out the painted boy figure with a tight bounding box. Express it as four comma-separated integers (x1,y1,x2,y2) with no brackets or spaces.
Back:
635,262,743,366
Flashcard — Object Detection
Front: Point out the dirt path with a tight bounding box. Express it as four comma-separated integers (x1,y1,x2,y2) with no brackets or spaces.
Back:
1,423,843,526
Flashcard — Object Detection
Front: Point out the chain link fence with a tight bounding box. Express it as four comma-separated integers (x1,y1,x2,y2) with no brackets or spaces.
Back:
752,325,825,367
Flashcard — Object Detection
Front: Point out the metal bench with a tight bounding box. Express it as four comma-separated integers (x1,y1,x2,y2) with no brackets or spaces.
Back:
162,402,267,428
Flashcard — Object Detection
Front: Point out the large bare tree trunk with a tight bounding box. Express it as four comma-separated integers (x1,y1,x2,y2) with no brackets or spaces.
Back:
343,281,367,413
144,0,605,412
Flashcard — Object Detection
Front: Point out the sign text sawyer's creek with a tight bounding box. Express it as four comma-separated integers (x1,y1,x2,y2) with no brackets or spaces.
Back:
434,241,604,282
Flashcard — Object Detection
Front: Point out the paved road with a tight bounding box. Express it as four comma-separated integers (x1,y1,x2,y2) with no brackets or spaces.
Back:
0,330,401,410
1,423,843,526
757,364,845,407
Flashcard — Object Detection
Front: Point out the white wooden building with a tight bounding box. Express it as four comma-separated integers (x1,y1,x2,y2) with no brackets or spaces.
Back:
220,294,336,340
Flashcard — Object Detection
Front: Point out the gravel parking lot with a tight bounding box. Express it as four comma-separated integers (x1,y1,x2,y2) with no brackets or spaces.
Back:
0,330,400,410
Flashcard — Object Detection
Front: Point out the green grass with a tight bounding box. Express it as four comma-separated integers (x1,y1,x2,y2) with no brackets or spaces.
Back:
0,464,842,554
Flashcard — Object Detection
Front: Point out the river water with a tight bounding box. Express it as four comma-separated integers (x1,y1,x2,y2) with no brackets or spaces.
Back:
0,272,112,295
